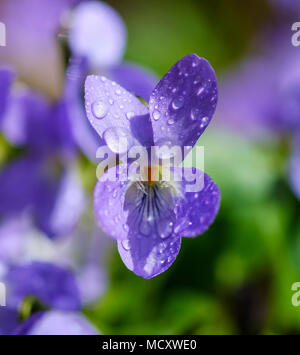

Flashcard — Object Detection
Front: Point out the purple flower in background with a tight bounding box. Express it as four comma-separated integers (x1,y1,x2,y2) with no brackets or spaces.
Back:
5,261,81,311
0,262,98,335
85,54,220,278
0,68,14,123
64,1,158,161
14,310,99,335
0,85,86,238
216,34,300,199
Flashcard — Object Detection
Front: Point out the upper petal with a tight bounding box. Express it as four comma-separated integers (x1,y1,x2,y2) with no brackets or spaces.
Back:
173,167,220,237
68,1,126,68
149,54,218,155
85,75,151,154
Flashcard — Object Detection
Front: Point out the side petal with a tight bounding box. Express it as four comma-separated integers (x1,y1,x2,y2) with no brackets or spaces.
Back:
5,261,81,311
94,165,129,240
109,62,158,102
149,54,218,154
68,1,126,68
173,167,220,237
14,310,99,335
85,75,151,153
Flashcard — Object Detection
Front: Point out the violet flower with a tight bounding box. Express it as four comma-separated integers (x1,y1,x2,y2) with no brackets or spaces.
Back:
84,54,220,278
0,85,86,238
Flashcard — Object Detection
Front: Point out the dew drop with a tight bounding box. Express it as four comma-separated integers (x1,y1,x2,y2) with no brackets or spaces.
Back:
115,89,121,95
126,111,135,120
153,110,161,121
92,100,108,119
172,96,184,110
103,127,133,154
197,87,205,96
167,118,175,125
121,239,131,251
191,108,200,120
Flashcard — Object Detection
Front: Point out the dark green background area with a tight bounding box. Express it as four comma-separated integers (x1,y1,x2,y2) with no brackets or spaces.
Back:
82,1,300,335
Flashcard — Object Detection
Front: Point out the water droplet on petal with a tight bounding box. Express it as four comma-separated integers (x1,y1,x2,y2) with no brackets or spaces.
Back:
191,108,200,120
115,89,121,95
167,118,175,125
200,116,209,127
126,111,135,120
172,96,184,110
153,110,161,121
197,87,205,96
92,100,108,119
121,239,131,250
103,127,133,154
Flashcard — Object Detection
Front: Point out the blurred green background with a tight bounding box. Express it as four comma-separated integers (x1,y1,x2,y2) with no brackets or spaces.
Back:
79,0,300,335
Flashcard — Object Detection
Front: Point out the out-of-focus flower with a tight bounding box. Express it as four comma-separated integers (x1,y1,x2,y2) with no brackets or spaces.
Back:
64,1,158,161
13,310,99,335
0,218,106,334
5,261,81,311
0,273,98,335
216,34,300,198
0,0,80,98
85,54,220,278
0,68,14,123
0,84,86,238
0,214,108,305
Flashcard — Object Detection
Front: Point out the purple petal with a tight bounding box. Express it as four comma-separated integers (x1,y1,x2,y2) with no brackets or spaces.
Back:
35,167,86,238
1,89,49,147
6,261,81,310
0,68,14,123
94,165,182,278
109,62,158,102
68,1,126,68
0,217,30,264
149,54,217,154
289,136,300,200
94,165,129,240
172,167,220,237
0,157,41,216
0,309,19,335
15,310,99,335
65,57,106,161
85,75,150,153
